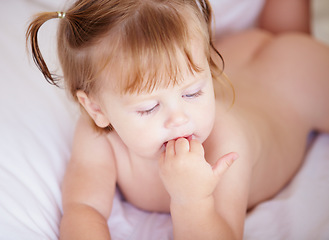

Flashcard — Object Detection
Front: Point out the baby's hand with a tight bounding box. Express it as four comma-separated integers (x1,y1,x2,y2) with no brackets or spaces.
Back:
159,138,238,204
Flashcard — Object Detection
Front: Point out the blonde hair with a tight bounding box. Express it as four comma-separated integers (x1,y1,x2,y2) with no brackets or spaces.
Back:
26,0,233,131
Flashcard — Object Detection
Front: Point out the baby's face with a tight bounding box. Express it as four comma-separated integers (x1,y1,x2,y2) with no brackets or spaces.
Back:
100,65,215,161
98,38,216,160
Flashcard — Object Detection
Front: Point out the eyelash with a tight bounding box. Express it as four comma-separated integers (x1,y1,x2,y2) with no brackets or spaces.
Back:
137,104,159,116
137,90,204,116
183,90,204,98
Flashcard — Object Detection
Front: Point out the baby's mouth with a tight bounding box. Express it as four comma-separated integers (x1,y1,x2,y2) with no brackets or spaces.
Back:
163,135,193,147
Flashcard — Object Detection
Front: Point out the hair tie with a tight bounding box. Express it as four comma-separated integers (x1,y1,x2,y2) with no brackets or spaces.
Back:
57,11,66,19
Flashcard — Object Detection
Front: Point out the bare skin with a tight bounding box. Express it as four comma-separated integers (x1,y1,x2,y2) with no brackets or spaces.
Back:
60,29,329,240
258,0,311,33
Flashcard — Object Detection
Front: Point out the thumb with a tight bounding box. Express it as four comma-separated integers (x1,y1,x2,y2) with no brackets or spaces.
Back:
212,152,238,177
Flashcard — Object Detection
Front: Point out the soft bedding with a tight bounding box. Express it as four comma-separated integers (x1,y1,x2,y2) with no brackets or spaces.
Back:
0,0,328,239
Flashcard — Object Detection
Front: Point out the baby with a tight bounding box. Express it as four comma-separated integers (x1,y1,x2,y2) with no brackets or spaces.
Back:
26,0,328,239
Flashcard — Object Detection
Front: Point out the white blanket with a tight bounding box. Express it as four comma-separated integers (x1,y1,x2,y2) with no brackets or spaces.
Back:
0,0,328,239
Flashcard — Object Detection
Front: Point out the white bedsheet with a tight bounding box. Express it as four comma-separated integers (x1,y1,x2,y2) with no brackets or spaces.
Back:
0,0,328,239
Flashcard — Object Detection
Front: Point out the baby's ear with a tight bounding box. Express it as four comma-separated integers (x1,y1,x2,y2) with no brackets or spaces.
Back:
76,91,110,128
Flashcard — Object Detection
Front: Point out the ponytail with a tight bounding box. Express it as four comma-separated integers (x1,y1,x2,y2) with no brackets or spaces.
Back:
26,11,65,87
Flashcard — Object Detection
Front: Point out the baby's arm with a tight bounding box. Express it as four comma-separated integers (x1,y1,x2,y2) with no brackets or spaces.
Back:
159,138,249,240
258,0,310,34
60,115,116,240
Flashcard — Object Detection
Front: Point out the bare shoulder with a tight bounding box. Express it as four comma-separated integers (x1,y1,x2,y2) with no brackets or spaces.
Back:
71,115,116,163
62,114,117,219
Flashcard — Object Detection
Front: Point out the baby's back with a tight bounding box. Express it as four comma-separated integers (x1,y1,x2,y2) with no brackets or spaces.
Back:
212,29,329,207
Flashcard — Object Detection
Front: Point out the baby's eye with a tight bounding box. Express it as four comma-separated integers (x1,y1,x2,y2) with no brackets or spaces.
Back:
183,90,204,98
137,104,159,116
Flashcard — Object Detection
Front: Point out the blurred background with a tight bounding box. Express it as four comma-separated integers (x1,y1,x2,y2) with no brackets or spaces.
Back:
313,0,329,44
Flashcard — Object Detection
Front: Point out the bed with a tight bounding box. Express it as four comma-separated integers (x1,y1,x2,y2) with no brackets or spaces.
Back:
1,0,328,239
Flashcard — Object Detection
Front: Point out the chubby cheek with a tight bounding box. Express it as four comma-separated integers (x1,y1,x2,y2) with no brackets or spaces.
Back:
116,118,162,151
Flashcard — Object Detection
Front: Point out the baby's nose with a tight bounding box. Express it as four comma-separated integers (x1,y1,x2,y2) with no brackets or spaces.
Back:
164,110,189,128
